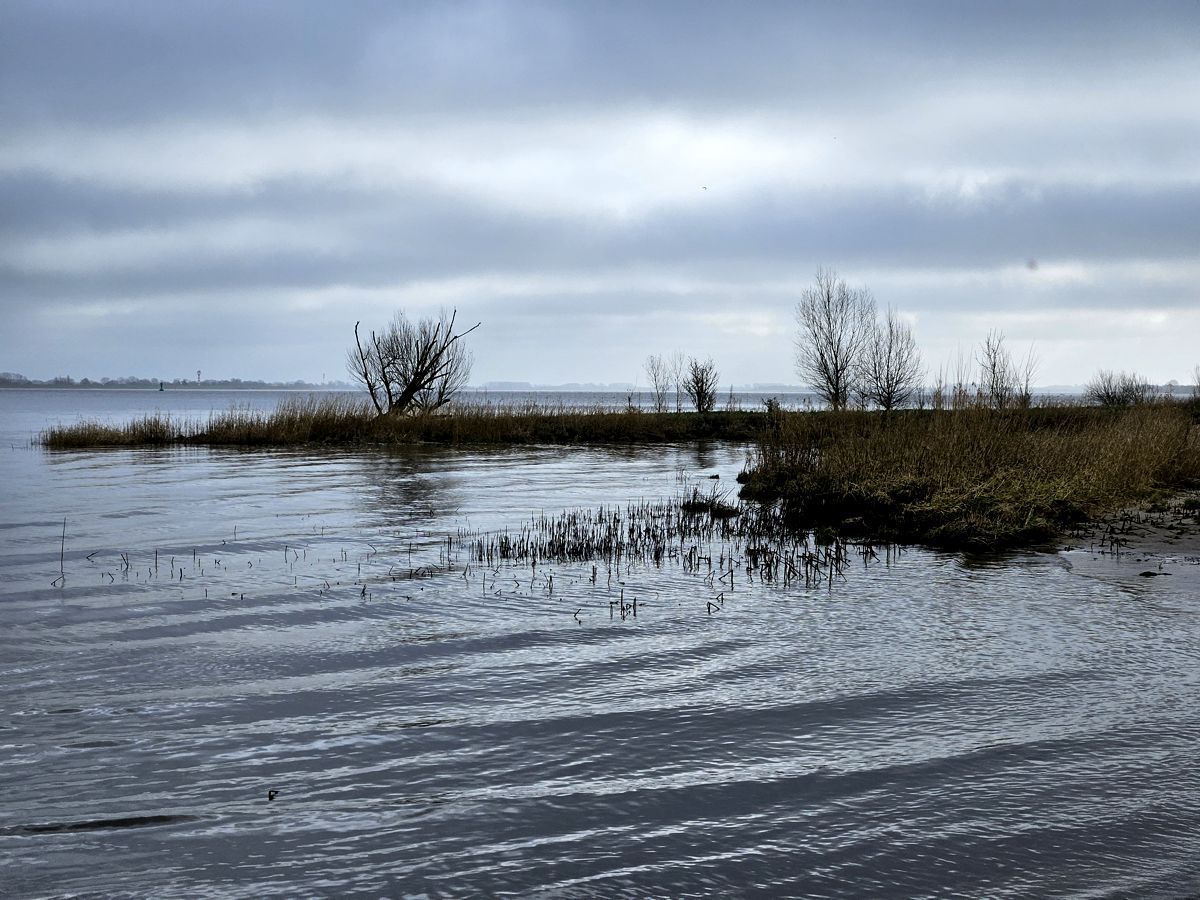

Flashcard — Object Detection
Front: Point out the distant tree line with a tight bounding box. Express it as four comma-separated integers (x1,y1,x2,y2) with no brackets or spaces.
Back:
0,372,347,389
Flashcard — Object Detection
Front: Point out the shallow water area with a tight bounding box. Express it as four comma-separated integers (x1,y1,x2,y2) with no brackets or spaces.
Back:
2,390,1200,898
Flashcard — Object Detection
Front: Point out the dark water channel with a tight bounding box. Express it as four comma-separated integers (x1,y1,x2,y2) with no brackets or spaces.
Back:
2,391,1199,898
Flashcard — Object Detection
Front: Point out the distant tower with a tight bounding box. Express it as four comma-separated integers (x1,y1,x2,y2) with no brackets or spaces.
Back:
197,369,201,384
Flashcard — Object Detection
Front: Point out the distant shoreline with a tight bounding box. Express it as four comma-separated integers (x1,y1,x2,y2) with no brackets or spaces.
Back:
0,383,1101,397
0,382,814,393
0,382,353,391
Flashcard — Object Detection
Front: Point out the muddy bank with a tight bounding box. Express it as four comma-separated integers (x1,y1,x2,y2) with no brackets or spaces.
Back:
1059,490,1200,587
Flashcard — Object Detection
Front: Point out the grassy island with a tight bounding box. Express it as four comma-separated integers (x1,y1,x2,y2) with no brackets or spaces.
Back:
40,395,766,449
41,394,1200,553
740,401,1200,551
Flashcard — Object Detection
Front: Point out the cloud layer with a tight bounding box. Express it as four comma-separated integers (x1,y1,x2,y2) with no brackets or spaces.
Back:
2,1,1198,384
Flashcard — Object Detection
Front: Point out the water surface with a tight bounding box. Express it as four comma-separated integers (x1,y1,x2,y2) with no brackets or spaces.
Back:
2,390,1198,898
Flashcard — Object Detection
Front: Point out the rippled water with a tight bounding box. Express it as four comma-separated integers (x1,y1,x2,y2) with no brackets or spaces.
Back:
2,391,1199,898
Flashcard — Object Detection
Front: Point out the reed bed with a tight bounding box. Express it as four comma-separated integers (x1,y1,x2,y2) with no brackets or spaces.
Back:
40,414,185,447
40,395,764,449
459,493,875,589
741,401,1200,550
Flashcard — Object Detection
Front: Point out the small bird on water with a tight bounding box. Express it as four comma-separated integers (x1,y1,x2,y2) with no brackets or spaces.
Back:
268,789,279,801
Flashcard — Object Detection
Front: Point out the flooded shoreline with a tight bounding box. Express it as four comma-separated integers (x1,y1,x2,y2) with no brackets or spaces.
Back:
1059,489,1200,590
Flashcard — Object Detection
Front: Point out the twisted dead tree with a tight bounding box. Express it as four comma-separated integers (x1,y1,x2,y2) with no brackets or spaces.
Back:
683,356,720,413
347,309,480,415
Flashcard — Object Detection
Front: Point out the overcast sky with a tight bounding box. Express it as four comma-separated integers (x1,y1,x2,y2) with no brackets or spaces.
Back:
2,1,1198,386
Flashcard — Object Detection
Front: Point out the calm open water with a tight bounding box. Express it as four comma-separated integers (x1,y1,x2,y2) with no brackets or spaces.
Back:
2,390,1199,898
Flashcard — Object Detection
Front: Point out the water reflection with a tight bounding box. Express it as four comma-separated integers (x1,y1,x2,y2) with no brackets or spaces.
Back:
356,447,463,532
690,440,723,472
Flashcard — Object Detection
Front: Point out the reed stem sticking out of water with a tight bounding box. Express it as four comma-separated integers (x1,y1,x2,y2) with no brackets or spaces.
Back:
459,494,869,589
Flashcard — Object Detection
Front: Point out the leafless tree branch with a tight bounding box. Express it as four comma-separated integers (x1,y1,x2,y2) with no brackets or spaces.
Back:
861,305,923,410
794,269,876,410
683,357,720,413
644,354,671,413
346,309,478,415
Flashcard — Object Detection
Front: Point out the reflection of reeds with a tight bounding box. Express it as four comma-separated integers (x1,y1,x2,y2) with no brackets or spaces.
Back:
742,401,1200,550
41,395,765,448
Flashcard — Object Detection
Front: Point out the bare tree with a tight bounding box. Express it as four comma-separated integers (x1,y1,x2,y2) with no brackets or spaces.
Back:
347,309,479,415
976,331,1022,410
667,350,686,412
1084,369,1155,407
1193,364,1200,399
977,331,1010,409
1015,345,1039,408
931,365,948,410
950,348,974,410
974,332,1039,410
794,269,876,410
860,306,923,410
643,354,671,412
683,356,719,413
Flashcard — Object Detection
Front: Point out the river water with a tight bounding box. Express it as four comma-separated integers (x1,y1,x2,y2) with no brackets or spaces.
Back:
2,390,1198,898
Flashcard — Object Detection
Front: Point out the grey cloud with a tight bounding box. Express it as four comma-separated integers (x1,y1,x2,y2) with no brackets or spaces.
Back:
0,179,577,302
0,173,381,234
0,1,378,125
3,1,1196,126
4,175,1198,311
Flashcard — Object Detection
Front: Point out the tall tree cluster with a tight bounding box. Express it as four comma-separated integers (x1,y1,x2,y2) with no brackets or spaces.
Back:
794,269,924,411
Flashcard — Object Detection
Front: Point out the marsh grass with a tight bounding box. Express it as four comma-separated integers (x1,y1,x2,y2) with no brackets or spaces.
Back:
462,494,868,590
40,394,765,449
680,484,740,519
740,401,1200,550
41,413,186,447
41,395,376,449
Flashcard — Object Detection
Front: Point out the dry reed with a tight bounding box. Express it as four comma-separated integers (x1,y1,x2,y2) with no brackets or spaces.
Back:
40,395,763,449
741,401,1200,550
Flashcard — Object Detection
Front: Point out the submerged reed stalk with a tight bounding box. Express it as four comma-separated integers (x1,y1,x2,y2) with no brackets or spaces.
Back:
459,492,870,589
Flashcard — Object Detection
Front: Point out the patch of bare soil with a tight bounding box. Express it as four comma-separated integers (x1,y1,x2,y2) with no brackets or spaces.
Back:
1059,490,1200,588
